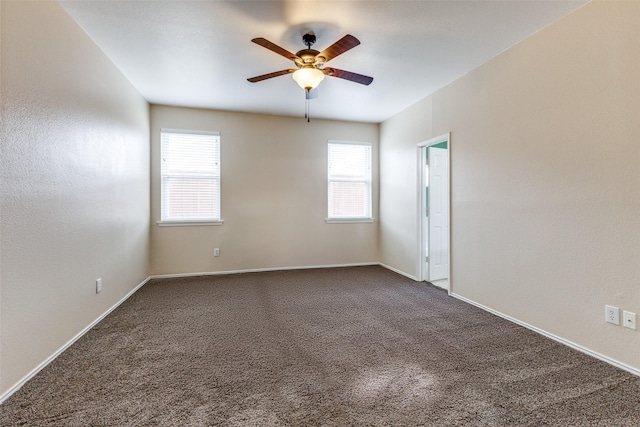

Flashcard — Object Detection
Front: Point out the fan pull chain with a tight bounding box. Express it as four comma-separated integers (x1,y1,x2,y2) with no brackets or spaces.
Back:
305,88,310,122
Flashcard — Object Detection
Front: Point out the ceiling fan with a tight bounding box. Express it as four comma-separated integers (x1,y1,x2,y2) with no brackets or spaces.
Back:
247,33,373,120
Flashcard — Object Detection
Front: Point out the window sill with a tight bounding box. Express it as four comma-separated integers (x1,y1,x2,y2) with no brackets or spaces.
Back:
157,220,224,227
325,217,374,224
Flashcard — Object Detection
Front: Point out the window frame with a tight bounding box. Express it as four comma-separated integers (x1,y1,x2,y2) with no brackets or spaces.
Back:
326,140,374,224
157,128,223,227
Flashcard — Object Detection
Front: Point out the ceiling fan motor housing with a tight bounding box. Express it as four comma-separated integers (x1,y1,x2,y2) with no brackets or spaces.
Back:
294,49,324,67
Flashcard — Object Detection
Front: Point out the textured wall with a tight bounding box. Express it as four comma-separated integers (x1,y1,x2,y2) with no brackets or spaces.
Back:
0,1,150,394
150,106,379,275
380,1,640,371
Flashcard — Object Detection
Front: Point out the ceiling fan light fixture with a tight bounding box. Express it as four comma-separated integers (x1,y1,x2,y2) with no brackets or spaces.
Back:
292,67,325,90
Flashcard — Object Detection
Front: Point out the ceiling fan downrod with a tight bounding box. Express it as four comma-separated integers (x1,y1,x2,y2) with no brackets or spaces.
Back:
302,33,316,49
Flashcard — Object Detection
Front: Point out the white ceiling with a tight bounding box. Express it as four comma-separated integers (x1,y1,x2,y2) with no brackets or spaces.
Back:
60,1,587,123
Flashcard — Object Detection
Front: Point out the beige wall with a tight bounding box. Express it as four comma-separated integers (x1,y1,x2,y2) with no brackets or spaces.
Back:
380,1,640,370
0,1,150,394
379,98,433,278
150,106,379,275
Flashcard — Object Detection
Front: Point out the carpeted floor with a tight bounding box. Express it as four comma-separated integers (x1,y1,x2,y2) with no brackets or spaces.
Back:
2,266,640,426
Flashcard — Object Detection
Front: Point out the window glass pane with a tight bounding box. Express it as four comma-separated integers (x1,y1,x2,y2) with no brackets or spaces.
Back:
328,181,368,217
161,131,220,221
164,177,218,219
328,142,371,219
328,144,369,178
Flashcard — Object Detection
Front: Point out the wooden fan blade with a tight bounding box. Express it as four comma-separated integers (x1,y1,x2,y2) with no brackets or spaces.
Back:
251,38,299,61
317,34,360,62
324,68,373,85
247,69,295,83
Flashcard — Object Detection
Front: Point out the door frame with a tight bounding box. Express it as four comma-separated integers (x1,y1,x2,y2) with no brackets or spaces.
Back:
416,133,451,292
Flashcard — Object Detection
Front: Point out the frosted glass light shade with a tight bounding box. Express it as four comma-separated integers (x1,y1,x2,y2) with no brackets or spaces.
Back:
292,67,325,90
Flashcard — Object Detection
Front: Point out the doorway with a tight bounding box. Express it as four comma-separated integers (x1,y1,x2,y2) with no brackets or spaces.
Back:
416,134,450,291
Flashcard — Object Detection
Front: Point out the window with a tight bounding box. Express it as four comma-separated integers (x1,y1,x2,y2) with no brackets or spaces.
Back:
327,141,372,222
159,129,221,225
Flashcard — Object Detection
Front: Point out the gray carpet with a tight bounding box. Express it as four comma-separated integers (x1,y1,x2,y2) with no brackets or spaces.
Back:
2,266,639,426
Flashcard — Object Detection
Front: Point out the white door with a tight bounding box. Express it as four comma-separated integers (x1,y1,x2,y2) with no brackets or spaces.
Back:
428,147,449,281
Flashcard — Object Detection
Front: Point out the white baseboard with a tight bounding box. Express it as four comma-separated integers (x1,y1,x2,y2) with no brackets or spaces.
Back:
0,276,151,405
379,263,418,281
450,292,640,378
149,262,380,280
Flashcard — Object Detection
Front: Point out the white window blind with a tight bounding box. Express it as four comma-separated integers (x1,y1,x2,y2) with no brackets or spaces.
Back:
327,141,372,219
160,130,220,223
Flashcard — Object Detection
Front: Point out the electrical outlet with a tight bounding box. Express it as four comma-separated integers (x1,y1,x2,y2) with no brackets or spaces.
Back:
605,305,620,325
623,311,636,330
214,248,220,257
96,278,102,294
